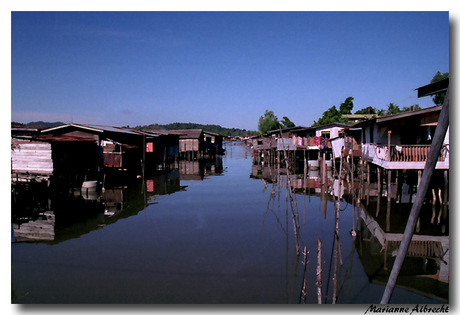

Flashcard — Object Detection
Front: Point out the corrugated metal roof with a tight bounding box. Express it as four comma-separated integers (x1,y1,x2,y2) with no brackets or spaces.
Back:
42,123,103,133
202,130,222,137
12,134,97,143
144,130,181,137
77,124,143,136
168,129,203,139
41,123,158,138
353,105,443,127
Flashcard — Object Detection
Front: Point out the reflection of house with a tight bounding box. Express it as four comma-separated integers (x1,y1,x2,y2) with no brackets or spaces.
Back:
179,158,223,180
356,206,449,302
101,170,182,216
146,169,181,195
12,170,183,243
12,211,55,242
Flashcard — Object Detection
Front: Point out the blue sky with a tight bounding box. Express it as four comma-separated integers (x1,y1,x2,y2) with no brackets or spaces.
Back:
11,11,449,130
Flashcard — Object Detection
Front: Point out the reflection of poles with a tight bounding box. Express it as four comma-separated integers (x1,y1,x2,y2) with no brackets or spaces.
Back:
341,236,356,303
280,131,300,256
381,88,449,304
300,246,308,304
332,156,344,304
350,149,356,235
287,236,301,303
332,200,340,304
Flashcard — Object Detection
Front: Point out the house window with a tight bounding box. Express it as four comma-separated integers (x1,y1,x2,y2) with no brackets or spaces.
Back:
146,142,153,153
321,131,330,139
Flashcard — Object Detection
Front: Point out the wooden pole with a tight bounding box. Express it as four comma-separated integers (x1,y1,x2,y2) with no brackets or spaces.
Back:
387,130,392,161
376,167,381,217
366,162,370,205
351,148,356,234
304,149,307,194
381,88,449,304
316,238,322,304
443,170,448,218
386,170,391,232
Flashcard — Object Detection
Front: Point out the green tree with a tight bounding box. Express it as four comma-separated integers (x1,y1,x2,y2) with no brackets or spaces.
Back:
280,116,295,129
312,96,354,126
402,104,421,112
339,96,354,115
430,71,449,105
378,103,404,117
312,105,340,126
258,110,280,134
355,106,377,115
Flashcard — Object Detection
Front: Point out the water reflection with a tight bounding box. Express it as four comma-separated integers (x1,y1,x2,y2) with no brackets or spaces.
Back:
355,203,449,302
180,158,223,181
11,143,448,304
252,151,449,304
12,157,223,244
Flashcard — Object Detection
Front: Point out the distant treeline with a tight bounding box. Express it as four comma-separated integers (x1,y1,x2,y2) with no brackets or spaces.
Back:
12,121,65,128
131,123,259,137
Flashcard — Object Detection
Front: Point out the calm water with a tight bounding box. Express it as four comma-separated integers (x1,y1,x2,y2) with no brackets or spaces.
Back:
11,143,447,304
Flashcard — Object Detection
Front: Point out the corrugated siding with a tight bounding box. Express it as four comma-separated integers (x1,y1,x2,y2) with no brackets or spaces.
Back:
11,140,53,175
179,139,199,152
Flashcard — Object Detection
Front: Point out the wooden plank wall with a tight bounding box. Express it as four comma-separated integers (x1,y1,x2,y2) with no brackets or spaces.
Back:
179,139,199,152
11,139,53,175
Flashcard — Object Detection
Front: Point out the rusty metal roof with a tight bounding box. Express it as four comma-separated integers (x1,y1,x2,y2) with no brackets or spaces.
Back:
12,134,97,143
167,129,203,139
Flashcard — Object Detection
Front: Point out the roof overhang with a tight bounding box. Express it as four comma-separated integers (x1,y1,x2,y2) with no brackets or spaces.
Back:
415,78,449,98
42,123,104,133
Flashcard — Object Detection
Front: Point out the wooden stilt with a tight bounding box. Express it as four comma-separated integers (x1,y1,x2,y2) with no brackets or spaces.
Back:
386,170,391,232
376,167,382,218
366,163,370,205
443,170,448,219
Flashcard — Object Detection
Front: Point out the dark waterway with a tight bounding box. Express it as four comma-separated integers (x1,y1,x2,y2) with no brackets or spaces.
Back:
11,143,448,304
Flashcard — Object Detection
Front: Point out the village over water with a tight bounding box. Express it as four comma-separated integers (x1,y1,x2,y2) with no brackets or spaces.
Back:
11,78,449,304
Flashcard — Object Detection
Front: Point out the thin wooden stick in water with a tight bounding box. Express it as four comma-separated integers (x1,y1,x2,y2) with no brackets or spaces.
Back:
316,238,322,304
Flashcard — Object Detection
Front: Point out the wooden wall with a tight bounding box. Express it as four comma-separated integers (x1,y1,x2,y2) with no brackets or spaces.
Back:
179,139,199,152
11,139,53,175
